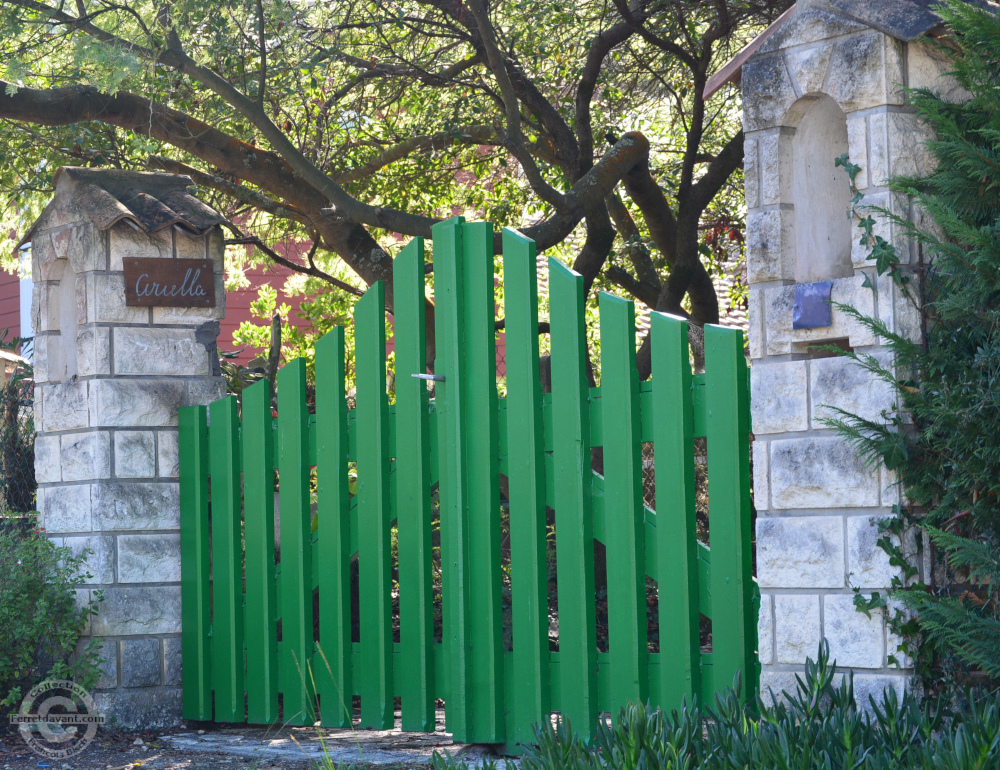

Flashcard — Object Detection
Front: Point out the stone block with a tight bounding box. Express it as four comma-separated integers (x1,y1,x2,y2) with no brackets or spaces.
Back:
827,33,898,112
208,227,226,273
175,232,208,260
75,588,92,635
60,534,115,584
187,377,226,409
747,209,793,284
775,594,821,664
92,482,180,531
850,674,907,711
157,430,180,478
757,129,792,206
50,222,106,274
744,135,759,210
846,115,869,190
748,289,764,361
35,434,61,483
770,436,879,509
757,516,845,589
121,638,162,687
78,638,117,689
907,39,970,103
85,273,149,325
810,353,895,426
764,276,877,356
118,533,181,583
91,586,181,636
90,379,186,427
824,593,884,669
759,671,803,706
39,484,92,533
113,328,210,376
109,225,172,271
751,361,808,435
757,593,773,666
32,332,53,384
163,637,183,686
151,278,225,324
877,270,923,345
32,230,57,282
753,440,770,511
114,431,156,478
847,515,905,590
758,9,866,54
60,431,111,482
38,380,89,431
785,44,832,96
885,598,914,668
76,326,111,377
742,55,797,131
868,111,889,187
887,113,936,180
93,689,182,731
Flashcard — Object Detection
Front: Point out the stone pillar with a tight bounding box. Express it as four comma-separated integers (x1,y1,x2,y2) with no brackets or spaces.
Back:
741,4,962,698
29,168,226,728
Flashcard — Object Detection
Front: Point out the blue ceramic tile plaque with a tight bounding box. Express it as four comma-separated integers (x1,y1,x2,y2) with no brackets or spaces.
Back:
793,281,833,329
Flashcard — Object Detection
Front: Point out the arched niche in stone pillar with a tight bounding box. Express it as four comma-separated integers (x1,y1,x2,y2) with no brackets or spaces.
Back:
43,257,79,382
788,95,853,284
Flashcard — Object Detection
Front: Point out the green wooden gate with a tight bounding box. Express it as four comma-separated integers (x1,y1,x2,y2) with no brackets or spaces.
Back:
178,219,757,748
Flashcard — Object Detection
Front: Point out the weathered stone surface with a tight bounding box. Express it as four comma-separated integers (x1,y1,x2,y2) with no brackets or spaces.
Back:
759,671,803,706
759,9,867,54
90,379,186,427
757,516,845,588
163,637,182,686
60,430,111,482
758,128,792,206
34,434,61,483
758,593,774,666
770,436,879,509
827,34,896,112
765,276,878,356
32,332,52,383
810,353,895,426
118,534,181,583
887,112,935,179
114,430,156,478
751,361,808,435
39,380,89,431
846,115,869,189
85,273,149,324
92,482,180,531
748,289,764,360
151,279,225,324
753,440,770,511
31,230,57,282
60,533,116,584
93,689,182,730
186,377,226,408
744,135,760,209
907,39,970,103
109,225,171,271
122,638,161,687
79,638,117,689
76,326,111,377
113,328,210,376
850,674,907,710
157,430,180,478
743,55,797,131
885,598,914,668
175,232,207,260
775,594,821,664
847,515,902,589
786,44,832,95
747,209,793,283
824,593,884,669
38,484,92,533
91,586,182,636
50,222,106,274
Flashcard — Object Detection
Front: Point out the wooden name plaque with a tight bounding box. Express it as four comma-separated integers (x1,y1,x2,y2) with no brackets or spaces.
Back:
123,258,216,308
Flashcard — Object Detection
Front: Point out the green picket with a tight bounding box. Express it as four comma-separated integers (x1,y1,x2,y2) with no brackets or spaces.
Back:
242,380,278,724
355,282,394,729
208,396,245,722
650,313,701,707
178,405,212,720
598,293,647,715
392,238,436,732
548,258,598,739
315,327,354,728
502,228,549,747
704,325,756,698
432,218,473,739
277,358,315,725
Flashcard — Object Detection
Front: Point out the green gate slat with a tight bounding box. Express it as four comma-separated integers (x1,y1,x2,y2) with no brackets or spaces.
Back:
315,327,354,728
704,325,756,699
501,228,549,748
393,238,436,732
242,380,279,724
355,282,394,729
461,221,504,742
208,396,245,722
277,358,316,725
432,217,473,739
548,258,598,739
598,293,647,715
650,313,701,708
179,405,212,720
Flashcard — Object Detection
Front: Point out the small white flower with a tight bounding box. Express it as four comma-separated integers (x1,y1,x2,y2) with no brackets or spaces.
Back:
16,560,21,565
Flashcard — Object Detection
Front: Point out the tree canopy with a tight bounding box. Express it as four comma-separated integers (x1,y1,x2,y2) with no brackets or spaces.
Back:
0,0,789,373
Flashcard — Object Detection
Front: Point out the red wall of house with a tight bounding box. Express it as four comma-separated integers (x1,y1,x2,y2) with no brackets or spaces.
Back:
0,268,20,341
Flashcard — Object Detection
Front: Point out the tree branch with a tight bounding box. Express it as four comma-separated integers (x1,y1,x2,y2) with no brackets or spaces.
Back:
225,236,364,297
